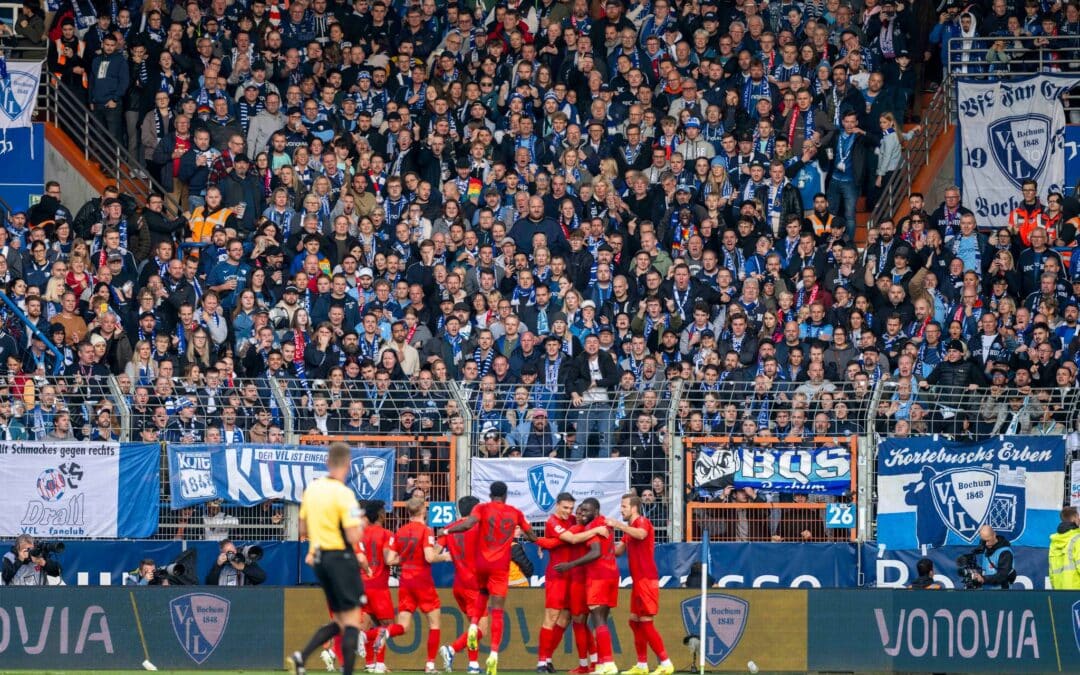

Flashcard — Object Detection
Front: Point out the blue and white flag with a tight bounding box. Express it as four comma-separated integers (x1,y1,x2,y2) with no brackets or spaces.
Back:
734,445,851,494
876,435,1065,549
167,444,395,508
0,441,159,538
958,74,1080,226
471,458,629,520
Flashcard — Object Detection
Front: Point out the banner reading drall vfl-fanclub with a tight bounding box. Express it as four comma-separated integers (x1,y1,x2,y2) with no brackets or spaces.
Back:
0,441,159,538
958,74,1080,226
876,435,1065,549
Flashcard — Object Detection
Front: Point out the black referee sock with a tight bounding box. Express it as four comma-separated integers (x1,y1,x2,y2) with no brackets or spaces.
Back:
342,626,360,675
301,622,341,661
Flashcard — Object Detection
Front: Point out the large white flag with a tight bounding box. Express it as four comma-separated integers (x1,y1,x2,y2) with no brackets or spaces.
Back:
957,74,1080,227
0,60,42,130
471,458,630,521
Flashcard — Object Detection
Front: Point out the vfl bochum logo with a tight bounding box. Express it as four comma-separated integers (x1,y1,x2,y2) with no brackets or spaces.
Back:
930,467,998,542
680,595,748,666
989,114,1052,189
350,456,388,500
528,463,571,512
1071,600,1080,654
0,68,38,122
169,593,230,664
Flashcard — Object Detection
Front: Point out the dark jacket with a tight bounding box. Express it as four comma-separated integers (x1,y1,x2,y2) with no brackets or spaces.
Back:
568,349,621,397
217,170,263,234
89,52,129,105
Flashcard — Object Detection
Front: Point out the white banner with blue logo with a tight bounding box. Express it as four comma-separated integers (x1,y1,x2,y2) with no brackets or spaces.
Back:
0,441,159,538
876,435,1065,549
471,458,629,521
958,74,1080,226
167,444,395,508
0,61,43,158
734,445,851,494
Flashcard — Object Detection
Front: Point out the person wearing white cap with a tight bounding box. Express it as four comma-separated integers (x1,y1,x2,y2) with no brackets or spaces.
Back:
676,118,716,160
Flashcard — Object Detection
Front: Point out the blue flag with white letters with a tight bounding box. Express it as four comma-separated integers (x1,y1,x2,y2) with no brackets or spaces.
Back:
167,444,395,508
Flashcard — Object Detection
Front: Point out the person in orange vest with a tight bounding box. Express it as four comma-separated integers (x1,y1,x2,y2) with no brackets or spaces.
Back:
47,18,87,92
1009,179,1045,246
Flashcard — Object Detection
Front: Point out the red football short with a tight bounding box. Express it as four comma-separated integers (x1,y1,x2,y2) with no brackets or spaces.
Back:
397,582,441,614
453,585,482,617
545,577,571,611
363,588,396,622
476,566,509,598
630,578,659,616
586,578,619,609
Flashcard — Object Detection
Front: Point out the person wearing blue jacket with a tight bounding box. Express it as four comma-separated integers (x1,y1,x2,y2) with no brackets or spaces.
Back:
88,34,129,142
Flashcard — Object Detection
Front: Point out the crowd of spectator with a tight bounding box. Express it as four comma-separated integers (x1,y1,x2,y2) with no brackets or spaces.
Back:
0,0,1074,503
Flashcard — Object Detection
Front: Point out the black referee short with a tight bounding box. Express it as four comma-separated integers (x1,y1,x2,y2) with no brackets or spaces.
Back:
313,550,364,613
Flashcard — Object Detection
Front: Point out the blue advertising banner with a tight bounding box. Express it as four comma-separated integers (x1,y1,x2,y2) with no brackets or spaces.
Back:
869,545,1050,590
876,435,1065,549
807,589,1080,672
734,445,851,494
0,441,159,538
0,587,283,670
167,443,394,508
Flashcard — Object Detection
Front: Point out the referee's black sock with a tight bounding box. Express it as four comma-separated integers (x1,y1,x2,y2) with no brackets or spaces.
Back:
342,626,360,675
301,622,341,661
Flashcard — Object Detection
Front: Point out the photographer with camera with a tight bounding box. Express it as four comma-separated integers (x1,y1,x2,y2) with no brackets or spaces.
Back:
205,539,265,586
961,525,1017,590
2,535,62,585
126,558,158,586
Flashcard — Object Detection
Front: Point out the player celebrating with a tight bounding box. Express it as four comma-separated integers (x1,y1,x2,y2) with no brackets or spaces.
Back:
553,498,619,675
438,496,489,674
535,493,610,674
289,442,365,675
445,481,536,675
609,494,673,675
372,497,450,673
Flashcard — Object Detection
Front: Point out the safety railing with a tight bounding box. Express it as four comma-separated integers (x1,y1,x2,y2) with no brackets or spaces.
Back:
683,435,858,543
0,372,126,441
39,76,179,215
868,75,953,229
947,34,1080,90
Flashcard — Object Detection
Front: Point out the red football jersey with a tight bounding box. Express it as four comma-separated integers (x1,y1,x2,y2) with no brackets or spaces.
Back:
473,501,532,569
440,516,479,589
624,515,658,581
568,523,589,582
544,514,577,581
393,521,436,585
360,523,394,589
585,516,619,580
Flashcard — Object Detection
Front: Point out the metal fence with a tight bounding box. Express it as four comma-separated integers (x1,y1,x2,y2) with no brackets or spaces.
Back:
0,372,128,441
683,435,858,543
947,34,1080,91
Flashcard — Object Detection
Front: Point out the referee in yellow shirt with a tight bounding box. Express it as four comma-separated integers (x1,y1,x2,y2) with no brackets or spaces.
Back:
288,442,365,675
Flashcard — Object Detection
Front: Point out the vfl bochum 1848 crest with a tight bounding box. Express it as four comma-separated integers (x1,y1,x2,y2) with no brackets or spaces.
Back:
930,467,998,542
989,115,1052,189
680,595,749,666
1071,600,1080,654
169,593,231,664
350,456,388,500
528,463,571,512
0,68,39,123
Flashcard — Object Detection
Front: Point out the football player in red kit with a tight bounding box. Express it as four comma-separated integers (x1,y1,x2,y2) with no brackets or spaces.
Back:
371,497,450,673
553,498,619,675
444,481,536,675
533,493,610,673
608,495,672,675
438,496,490,674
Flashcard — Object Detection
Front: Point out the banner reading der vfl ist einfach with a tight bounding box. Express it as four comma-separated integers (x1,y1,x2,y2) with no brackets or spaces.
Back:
958,74,1080,226
471,457,629,520
876,435,1065,549
0,441,159,538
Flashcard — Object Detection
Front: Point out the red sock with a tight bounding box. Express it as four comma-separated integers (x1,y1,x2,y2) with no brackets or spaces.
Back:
595,625,613,664
427,628,441,661
377,644,387,664
490,608,505,652
365,633,376,665
587,629,595,657
538,626,553,661
573,622,590,660
551,623,567,659
642,622,668,661
629,620,647,663
333,634,343,662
